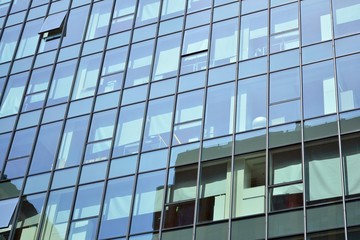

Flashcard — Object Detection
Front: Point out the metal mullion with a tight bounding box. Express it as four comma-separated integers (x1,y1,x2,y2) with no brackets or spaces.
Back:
94,0,137,238
298,0,308,239
265,1,272,239
157,0,193,238
192,0,215,239
329,0,349,239
227,0,242,238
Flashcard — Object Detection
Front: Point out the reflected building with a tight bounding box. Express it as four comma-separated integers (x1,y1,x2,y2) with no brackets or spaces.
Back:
1,0,360,239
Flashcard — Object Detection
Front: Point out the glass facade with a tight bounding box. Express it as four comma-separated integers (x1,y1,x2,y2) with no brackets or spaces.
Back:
0,0,360,239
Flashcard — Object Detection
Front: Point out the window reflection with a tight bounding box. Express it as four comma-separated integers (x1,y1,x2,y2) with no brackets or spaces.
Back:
270,3,299,53
135,0,160,27
233,152,265,217
85,1,112,40
333,0,360,38
131,170,165,234
113,103,145,157
198,159,231,222
142,96,174,151
99,176,134,239
239,10,268,61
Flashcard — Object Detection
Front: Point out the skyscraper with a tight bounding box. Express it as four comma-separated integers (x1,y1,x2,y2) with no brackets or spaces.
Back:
0,0,360,239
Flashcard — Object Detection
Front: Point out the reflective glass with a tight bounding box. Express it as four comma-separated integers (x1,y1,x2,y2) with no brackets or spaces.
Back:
152,33,181,81
113,103,145,157
99,176,134,239
303,60,336,119
72,53,102,100
173,89,204,145
182,26,209,55
202,136,232,161
187,0,211,13
9,127,37,159
139,149,168,172
0,72,28,117
29,121,63,174
3,157,29,179
80,161,107,184
239,10,268,61
305,138,342,202
109,155,137,178
88,109,117,142
130,170,165,234
85,1,112,40
61,6,90,47
270,3,299,53
170,142,200,167
150,78,176,99
337,54,360,112
161,0,186,19
51,167,79,190
68,218,98,240
14,194,45,240
213,2,238,22
268,210,304,238
16,19,42,59
333,0,360,38
142,96,174,151
198,159,231,222
204,83,235,139
164,165,197,228
210,18,237,67
40,188,74,240
23,173,51,195
47,60,77,106
301,0,332,46
185,9,210,29
237,75,267,132
72,182,104,220
135,0,160,26
125,40,155,87
196,222,228,240
56,115,90,169
0,24,22,63
341,133,360,196
110,0,136,34
233,152,266,217
0,198,18,228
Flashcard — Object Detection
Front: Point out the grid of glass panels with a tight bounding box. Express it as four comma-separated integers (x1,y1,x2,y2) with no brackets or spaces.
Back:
0,0,360,239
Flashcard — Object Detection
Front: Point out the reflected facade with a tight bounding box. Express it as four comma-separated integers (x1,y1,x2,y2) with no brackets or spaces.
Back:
1,0,360,239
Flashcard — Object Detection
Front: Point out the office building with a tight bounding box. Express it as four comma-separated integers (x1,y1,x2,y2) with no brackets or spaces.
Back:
0,0,360,239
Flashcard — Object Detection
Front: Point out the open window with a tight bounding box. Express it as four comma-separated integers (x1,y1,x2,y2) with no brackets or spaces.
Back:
39,11,67,41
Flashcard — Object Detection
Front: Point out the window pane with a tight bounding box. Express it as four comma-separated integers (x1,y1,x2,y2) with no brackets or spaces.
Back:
99,176,134,239
125,40,154,87
204,83,235,139
305,138,342,202
152,33,181,81
40,188,74,240
301,0,332,46
173,89,204,145
239,10,268,61
161,0,186,19
0,24,22,63
72,53,102,100
68,218,98,240
14,194,45,240
237,75,267,132
0,198,18,228
16,19,42,58
9,127,37,159
0,72,28,117
270,3,299,53
303,60,336,119
135,0,160,26
164,165,197,228
198,158,231,223
187,0,211,13
29,121,63,174
131,170,165,234
209,18,238,67
333,0,360,38
61,6,90,47
88,109,116,142
342,133,360,196
113,103,145,157
47,60,77,106
56,115,90,169
72,182,104,220
233,152,265,217
110,0,136,34
182,26,209,55
85,1,112,40
142,96,174,151
336,54,360,112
